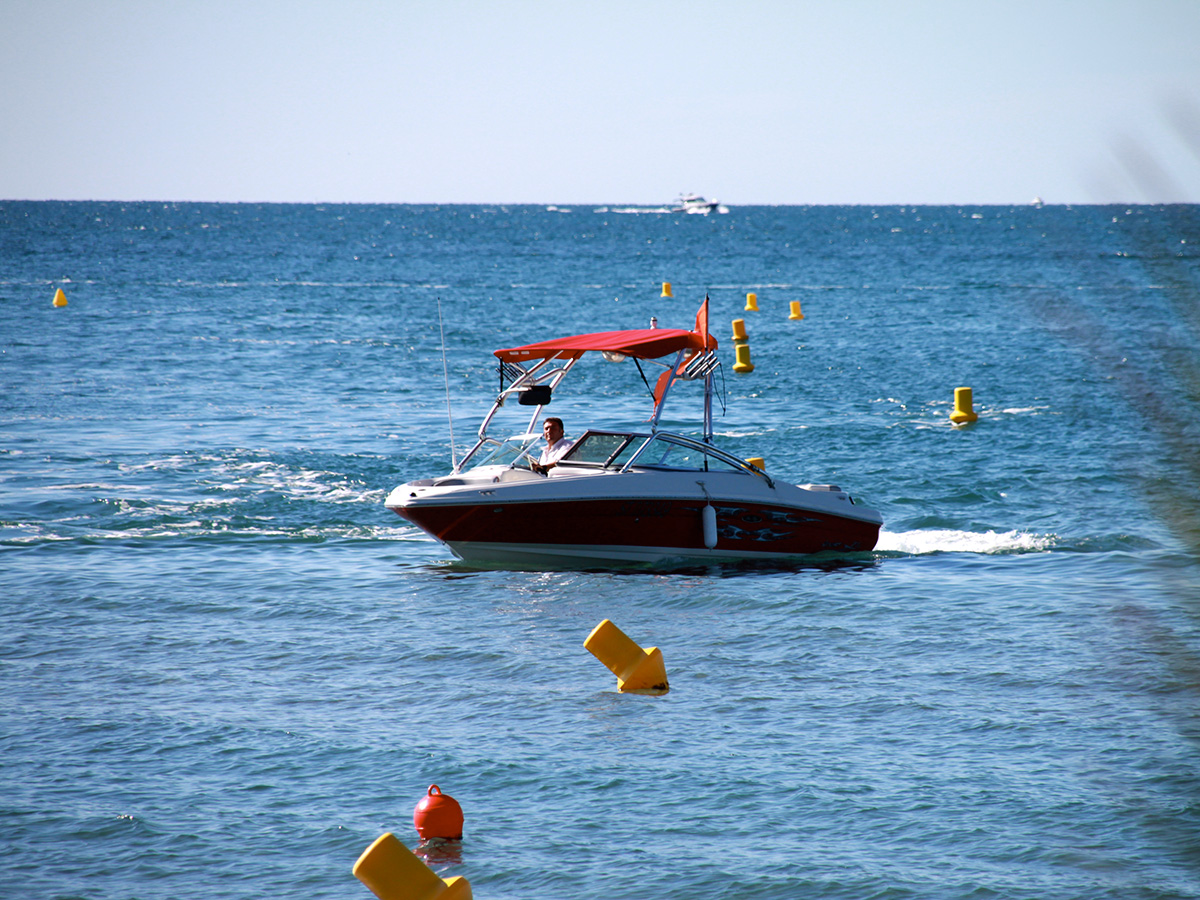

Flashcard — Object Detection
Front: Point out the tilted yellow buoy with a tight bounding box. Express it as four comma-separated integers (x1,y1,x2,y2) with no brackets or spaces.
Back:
584,619,668,693
353,833,472,900
950,387,979,425
731,318,754,373
744,292,758,311
53,288,68,307
788,300,804,320
746,457,765,471
661,281,673,298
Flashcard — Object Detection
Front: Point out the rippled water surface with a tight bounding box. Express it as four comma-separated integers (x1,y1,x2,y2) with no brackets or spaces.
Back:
3,202,1199,899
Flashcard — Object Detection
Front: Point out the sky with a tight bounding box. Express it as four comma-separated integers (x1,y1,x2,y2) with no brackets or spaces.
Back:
2,0,1199,205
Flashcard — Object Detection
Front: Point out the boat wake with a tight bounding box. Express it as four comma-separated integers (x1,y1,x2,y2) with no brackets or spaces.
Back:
876,528,1057,555
593,206,673,214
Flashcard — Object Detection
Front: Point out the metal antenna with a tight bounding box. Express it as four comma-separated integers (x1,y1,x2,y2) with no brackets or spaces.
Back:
437,297,458,468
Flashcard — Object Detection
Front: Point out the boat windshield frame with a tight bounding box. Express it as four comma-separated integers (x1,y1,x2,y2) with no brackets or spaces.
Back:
462,432,542,472
555,429,772,484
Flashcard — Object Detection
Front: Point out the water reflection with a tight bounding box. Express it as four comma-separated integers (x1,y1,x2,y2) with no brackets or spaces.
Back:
411,551,882,578
414,837,463,866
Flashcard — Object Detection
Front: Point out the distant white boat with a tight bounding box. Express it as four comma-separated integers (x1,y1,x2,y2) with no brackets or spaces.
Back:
673,194,728,215
1031,196,1044,208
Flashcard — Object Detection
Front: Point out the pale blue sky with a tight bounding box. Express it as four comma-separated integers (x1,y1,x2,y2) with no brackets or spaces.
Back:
3,0,1199,204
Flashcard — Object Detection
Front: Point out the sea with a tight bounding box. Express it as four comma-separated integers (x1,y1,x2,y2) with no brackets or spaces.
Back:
2,201,1199,900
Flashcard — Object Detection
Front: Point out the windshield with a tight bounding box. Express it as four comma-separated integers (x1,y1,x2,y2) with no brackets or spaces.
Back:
464,433,540,470
556,430,757,476
629,434,748,473
562,432,641,465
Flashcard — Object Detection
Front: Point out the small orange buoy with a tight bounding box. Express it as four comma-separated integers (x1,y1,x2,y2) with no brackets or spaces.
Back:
413,785,463,840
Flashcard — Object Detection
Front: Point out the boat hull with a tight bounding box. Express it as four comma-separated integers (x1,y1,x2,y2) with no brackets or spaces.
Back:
388,472,880,567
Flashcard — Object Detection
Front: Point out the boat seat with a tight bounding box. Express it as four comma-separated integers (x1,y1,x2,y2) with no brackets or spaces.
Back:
497,468,543,483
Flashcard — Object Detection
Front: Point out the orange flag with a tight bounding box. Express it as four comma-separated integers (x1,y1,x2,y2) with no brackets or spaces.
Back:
695,296,710,348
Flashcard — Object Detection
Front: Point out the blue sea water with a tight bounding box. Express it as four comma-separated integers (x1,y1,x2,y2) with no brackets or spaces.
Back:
2,201,1199,900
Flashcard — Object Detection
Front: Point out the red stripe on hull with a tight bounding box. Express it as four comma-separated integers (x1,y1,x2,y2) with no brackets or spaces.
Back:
395,496,878,555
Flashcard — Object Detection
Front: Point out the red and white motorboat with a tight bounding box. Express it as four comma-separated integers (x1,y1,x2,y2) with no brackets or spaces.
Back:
386,300,881,567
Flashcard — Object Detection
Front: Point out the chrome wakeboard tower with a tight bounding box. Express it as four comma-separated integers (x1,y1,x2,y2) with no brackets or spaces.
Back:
452,300,719,474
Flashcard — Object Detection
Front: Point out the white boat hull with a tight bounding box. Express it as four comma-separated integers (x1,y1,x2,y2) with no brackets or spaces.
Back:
387,465,881,567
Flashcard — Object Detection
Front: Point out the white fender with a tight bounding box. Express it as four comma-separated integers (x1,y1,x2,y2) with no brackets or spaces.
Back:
702,504,717,549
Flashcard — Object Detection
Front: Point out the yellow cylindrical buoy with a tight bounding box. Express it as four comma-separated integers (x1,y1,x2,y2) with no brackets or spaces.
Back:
950,386,979,425
584,619,668,693
731,319,754,373
53,288,68,307
746,457,765,471
661,281,673,298
744,292,758,311
788,300,804,320
353,833,472,900
733,345,754,373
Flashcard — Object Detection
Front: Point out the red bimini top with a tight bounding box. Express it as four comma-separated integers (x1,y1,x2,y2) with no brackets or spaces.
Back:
493,300,717,411
494,328,715,363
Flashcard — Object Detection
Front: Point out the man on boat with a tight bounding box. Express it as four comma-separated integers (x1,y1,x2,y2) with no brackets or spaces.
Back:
531,417,573,475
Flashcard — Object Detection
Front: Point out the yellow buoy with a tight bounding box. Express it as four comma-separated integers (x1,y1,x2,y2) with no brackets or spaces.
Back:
584,619,668,693
746,457,765,471
744,292,758,311
950,386,979,425
731,319,754,373
353,833,472,900
661,281,673,298
733,345,754,373
788,300,804,320
53,288,68,307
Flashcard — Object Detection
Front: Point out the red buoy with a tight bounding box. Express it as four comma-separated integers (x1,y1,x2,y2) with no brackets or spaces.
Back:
413,785,464,840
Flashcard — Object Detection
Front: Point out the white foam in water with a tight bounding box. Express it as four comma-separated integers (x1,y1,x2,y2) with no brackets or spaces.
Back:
998,405,1051,416
876,528,1056,555
210,459,381,504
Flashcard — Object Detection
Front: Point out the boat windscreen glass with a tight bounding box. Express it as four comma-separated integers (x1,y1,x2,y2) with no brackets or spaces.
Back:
607,435,649,469
467,434,539,470
561,432,633,466
634,435,747,473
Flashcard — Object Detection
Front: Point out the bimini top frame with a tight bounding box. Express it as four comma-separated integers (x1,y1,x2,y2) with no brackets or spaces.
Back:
453,301,719,474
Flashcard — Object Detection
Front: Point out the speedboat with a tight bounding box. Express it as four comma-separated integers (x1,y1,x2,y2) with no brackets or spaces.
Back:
385,300,881,567
673,194,727,214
